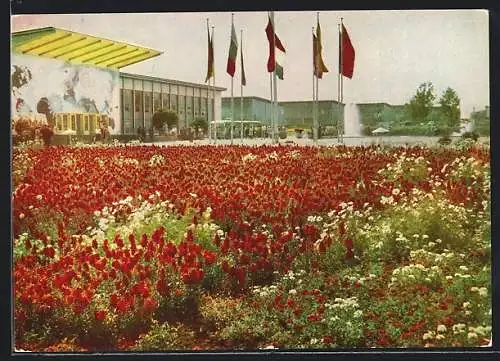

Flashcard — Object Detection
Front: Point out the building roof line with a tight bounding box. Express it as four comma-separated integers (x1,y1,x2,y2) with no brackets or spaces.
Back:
11,27,162,69
120,72,227,91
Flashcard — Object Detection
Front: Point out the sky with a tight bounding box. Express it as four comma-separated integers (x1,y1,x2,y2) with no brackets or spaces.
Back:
11,10,489,118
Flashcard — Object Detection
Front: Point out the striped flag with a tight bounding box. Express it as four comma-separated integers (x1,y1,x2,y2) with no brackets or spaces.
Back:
265,14,286,76
226,20,238,77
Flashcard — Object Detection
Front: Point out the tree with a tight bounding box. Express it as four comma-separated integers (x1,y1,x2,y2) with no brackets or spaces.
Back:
192,117,208,137
438,87,461,134
407,82,436,123
152,109,178,133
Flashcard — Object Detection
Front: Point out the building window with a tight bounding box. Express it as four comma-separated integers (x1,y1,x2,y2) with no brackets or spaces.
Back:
153,92,161,112
194,96,200,118
170,94,177,111
84,115,89,132
186,95,193,120
134,90,144,129
135,91,143,112
178,95,184,115
122,89,133,134
144,91,152,113
162,93,168,109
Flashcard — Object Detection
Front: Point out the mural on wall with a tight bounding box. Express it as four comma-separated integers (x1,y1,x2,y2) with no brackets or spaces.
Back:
11,54,120,132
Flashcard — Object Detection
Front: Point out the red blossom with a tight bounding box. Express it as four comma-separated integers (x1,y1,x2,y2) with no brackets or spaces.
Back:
322,336,333,345
95,310,106,321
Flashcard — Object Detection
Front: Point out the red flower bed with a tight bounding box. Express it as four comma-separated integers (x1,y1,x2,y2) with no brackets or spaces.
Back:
12,144,490,350
15,145,488,238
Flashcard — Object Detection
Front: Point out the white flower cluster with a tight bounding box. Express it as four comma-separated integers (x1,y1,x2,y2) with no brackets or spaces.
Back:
389,263,443,288
282,269,306,284
241,152,257,163
307,215,323,223
448,156,485,180
343,273,376,285
325,296,360,310
409,248,459,267
263,151,279,161
114,155,140,167
470,286,489,297
380,195,394,205
148,153,166,167
377,153,430,181
287,150,301,160
468,325,492,337
252,284,279,298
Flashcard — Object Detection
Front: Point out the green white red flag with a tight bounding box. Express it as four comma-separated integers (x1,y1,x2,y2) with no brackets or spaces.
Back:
265,14,286,78
226,20,238,77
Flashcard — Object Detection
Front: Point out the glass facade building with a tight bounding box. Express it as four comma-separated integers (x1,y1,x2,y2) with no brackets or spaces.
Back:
221,96,284,125
119,72,225,135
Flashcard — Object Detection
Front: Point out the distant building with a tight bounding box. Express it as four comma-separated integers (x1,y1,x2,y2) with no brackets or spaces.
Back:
221,96,283,125
222,98,343,129
279,100,344,129
120,72,225,135
470,105,490,136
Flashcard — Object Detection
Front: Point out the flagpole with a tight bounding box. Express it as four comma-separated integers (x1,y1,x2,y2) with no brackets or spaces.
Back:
268,12,273,143
312,26,316,141
230,13,235,145
206,18,212,143
340,17,344,143
269,71,273,141
240,29,244,144
212,25,217,144
271,11,278,144
313,13,321,145
337,21,342,144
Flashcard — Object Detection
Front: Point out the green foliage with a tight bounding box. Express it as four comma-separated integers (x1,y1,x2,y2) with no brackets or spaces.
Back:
192,117,208,132
470,109,489,136
153,109,178,131
155,284,201,324
134,320,195,351
199,295,244,330
358,195,485,263
439,87,461,133
407,82,436,122
454,138,476,150
462,131,479,141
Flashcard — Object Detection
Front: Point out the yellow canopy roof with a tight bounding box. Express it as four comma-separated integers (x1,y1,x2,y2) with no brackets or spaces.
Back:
11,27,162,69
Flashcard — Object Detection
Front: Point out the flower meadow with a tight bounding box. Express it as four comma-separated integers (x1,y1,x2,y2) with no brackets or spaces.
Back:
12,143,491,351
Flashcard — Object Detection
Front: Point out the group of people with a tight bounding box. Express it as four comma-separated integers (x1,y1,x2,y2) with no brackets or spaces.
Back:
12,119,55,147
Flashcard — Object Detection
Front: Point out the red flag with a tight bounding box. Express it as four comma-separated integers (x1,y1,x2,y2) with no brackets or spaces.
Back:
226,21,238,77
341,24,355,79
265,15,286,73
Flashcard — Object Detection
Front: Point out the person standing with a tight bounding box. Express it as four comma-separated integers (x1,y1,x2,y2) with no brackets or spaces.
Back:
40,124,54,147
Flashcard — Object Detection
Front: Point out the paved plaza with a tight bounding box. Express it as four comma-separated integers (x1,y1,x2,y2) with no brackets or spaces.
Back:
142,135,489,147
